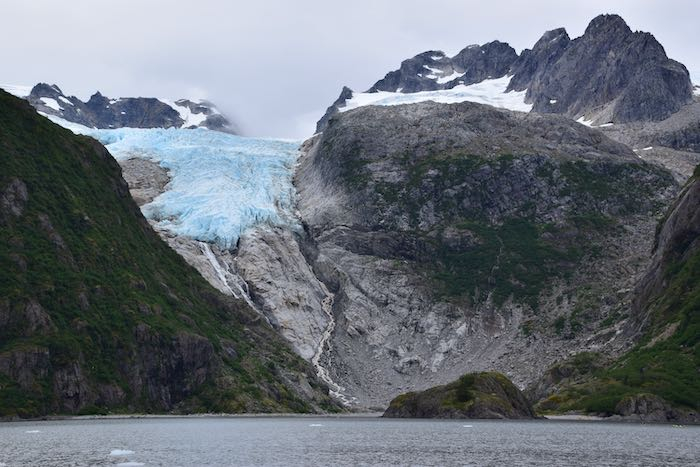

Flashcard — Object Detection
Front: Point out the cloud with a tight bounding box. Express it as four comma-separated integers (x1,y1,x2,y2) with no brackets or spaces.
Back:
1,0,698,138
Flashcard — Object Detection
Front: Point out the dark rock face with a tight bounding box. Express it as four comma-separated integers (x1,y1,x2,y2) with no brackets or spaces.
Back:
26,83,237,133
633,173,700,321
383,372,537,419
451,41,518,86
513,14,693,123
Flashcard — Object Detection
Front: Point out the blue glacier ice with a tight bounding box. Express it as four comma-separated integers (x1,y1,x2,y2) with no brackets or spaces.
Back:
61,122,301,249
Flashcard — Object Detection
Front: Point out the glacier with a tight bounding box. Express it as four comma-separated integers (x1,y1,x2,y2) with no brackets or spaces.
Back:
51,118,301,249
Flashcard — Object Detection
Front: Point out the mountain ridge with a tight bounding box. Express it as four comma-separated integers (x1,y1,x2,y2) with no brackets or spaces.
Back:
1,83,237,134
317,14,693,133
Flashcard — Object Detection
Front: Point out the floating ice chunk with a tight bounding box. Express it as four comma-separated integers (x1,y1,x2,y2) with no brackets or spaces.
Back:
110,450,135,456
341,76,531,113
40,97,62,111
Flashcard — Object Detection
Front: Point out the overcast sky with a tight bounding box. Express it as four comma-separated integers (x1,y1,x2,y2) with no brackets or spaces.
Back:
1,0,698,138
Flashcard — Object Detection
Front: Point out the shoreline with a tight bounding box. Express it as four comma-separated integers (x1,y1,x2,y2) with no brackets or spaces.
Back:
2,412,695,426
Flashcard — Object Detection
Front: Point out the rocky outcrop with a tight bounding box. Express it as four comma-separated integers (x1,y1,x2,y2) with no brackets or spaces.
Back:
25,83,237,133
297,100,677,407
383,372,536,419
615,394,699,424
315,86,353,134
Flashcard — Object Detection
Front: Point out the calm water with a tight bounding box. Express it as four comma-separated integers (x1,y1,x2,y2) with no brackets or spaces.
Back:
0,416,697,466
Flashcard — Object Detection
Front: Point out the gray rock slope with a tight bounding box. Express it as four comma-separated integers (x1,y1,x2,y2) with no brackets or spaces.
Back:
317,14,693,132
297,101,677,407
25,83,237,133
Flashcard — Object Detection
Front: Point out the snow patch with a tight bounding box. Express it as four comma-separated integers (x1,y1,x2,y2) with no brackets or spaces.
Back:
694,85,699,96
436,71,464,84
576,116,594,127
642,146,653,151
117,463,144,467
40,97,62,112
0,84,32,97
549,99,557,104
161,99,208,128
58,96,73,106
340,76,531,113
597,123,614,128
431,55,445,60
423,65,443,75
25,430,41,433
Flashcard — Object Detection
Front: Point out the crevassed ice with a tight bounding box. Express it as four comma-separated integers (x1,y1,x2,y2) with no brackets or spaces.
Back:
341,76,532,113
51,118,300,249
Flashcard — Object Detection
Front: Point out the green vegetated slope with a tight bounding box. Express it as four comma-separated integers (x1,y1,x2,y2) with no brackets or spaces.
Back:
535,169,699,420
383,372,536,419
0,90,337,417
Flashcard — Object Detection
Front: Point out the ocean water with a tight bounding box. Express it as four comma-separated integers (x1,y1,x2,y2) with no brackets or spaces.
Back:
0,416,697,466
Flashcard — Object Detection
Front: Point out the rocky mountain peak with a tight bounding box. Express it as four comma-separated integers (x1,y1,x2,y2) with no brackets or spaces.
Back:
531,28,570,49
584,13,632,37
29,83,63,99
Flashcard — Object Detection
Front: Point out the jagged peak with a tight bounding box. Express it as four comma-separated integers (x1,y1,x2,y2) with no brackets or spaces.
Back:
584,14,632,37
532,28,570,49
30,82,63,97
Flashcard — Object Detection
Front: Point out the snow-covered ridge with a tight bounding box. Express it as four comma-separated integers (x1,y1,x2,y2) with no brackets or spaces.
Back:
0,84,32,97
1,83,236,133
48,116,299,249
340,76,532,113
